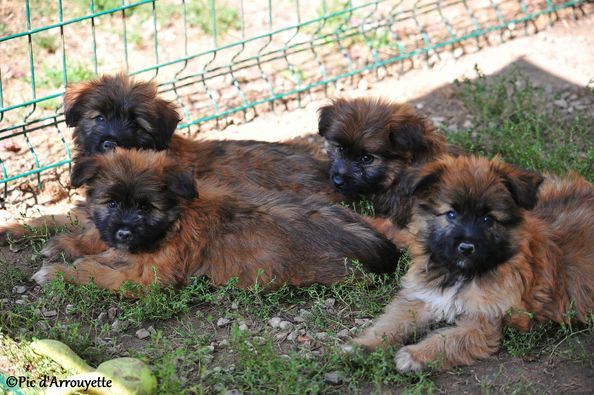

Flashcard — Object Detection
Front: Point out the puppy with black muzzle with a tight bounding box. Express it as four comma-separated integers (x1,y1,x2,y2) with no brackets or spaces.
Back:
352,155,594,372
33,149,401,291
318,97,459,227
0,73,337,243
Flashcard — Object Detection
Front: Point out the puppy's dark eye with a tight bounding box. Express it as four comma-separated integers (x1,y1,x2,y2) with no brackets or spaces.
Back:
446,210,457,220
360,154,374,164
107,200,117,209
483,215,494,225
336,145,344,152
95,115,105,123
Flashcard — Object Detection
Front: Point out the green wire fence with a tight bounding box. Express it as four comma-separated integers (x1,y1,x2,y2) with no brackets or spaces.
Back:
0,0,591,197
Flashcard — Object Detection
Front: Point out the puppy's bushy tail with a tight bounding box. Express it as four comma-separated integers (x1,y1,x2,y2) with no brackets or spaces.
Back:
325,206,402,275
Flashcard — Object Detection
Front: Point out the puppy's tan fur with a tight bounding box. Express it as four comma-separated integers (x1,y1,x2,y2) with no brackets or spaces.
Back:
354,156,594,372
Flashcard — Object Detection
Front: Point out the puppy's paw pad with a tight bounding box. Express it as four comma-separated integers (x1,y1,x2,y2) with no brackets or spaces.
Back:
395,347,423,373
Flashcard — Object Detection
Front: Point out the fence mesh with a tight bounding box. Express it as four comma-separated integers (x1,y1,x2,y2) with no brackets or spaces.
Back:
0,0,591,195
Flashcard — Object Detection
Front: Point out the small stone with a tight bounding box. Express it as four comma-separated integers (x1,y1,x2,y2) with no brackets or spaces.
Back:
107,307,118,320
324,298,336,309
0,298,9,305
287,331,298,341
324,371,343,385
415,102,424,110
97,312,107,323
279,321,292,330
217,318,231,328
463,119,473,129
268,317,282,328
37,321,49,331
238,323,249,332
218,339,229,348
12,286,26,294
315,332,328,341
225,390,241,395
147,325,157,335
293,315,305,323
355,318,371,327
337,329,350,339
135,328,151,339
65,304,76,314
554,99,568,108
42,309,57,318
253,336,266,345
447,123,458,132
111,319,127,332
231,302,239,310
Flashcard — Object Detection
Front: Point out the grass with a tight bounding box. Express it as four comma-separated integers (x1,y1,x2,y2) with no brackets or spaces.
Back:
450,66,593,180
1,69,593,393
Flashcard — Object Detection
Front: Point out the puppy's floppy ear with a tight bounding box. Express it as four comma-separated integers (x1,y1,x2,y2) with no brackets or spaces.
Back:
403,161,446,198
388,116,430,156
71,156,101,187
153,98,181,150
165,167,197,201
496,163,544,210
64,82,93,127
318,103,336,137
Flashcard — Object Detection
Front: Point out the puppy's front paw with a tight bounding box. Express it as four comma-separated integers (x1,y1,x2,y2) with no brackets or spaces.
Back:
395,346,424,373
31,266,55,285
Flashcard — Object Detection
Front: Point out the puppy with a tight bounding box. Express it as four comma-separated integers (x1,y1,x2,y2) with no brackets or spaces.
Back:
353,155,594,372
318,98,458,227
0,74,336,243
32,149,401,290
64,73,337,199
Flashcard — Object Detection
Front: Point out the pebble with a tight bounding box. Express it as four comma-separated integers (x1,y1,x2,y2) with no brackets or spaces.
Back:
111,319,127,332
463,119,473,129
135,328,151,339
354,318,371,327
337,329,350,339
287,331,298,341
268,317,282,328
324,371,344,385
415,102,425,110
315,332,328,341
12,286,26,294
230,302,239,310
107,307,118,320
238,323,249,332
97,312,107,323
324,298,336,309
225,390,241,395
554,99,568,108
279,321,292,330
147,325,157,335
42,309,57,318
217,318,231,328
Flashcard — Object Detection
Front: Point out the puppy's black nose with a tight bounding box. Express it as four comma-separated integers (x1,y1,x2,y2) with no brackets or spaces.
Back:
457,242,475,255
116,228,132,242
102,140,118,151
332,174,346,188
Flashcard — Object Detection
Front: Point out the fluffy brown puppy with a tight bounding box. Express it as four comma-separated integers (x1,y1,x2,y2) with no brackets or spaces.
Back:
0,74,336,243
64,73,337,199
352,155,594,372
318,97,459,227
32,149,401,290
